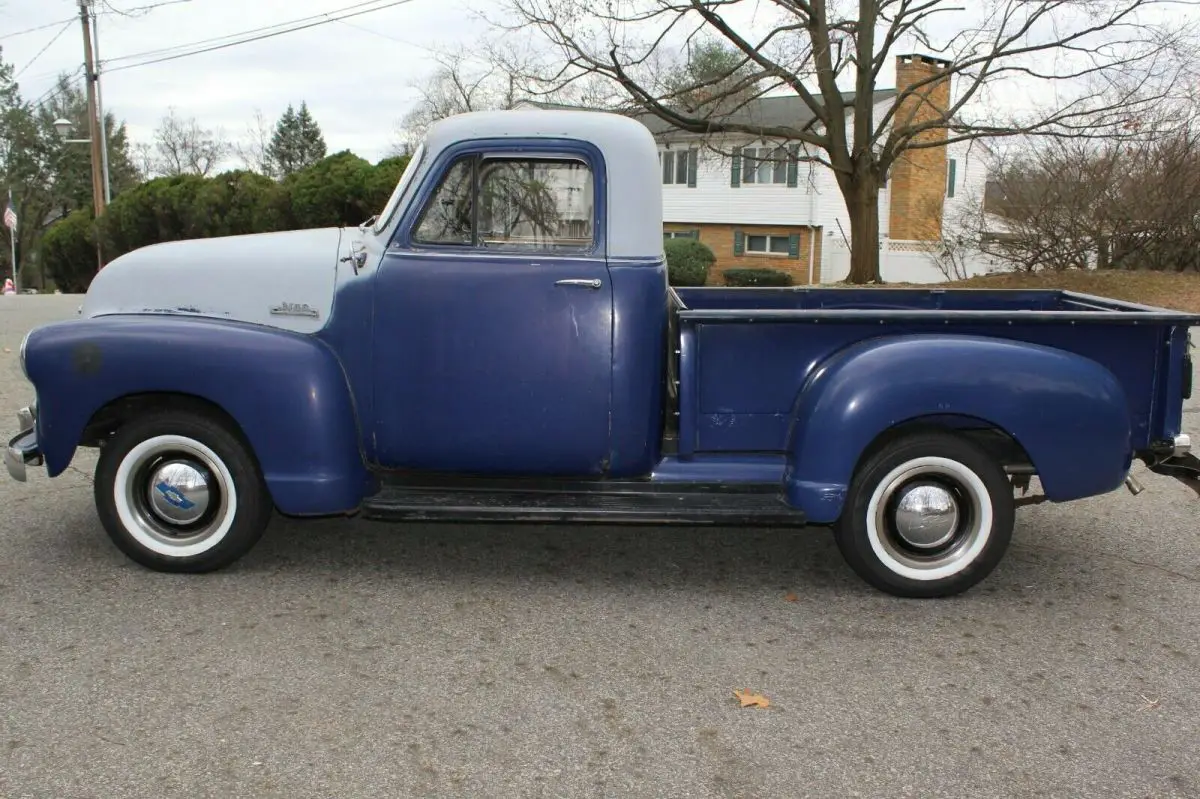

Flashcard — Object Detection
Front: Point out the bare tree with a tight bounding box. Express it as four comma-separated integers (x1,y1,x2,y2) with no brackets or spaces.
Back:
497,0,1199,282
152,107,230,177
965,122,1200,273
232,108,274,176
390,38,619,156
393,47,520,155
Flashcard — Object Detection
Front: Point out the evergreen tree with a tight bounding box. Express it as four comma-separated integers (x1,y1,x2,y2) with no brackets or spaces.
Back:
266,101,327,178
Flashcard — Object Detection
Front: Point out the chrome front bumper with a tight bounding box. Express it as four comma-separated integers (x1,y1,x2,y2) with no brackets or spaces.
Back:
4,406,42,483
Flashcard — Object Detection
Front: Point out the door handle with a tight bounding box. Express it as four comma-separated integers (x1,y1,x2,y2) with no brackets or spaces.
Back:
555,279,602,289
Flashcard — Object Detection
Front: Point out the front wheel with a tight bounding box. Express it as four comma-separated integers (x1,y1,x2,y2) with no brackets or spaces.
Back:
834,431,1015,598
93,409,273,573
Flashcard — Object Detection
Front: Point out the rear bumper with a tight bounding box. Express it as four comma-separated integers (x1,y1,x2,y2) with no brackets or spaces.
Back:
1171,433,1191,457
4,406,42,483
1143,434,1199,498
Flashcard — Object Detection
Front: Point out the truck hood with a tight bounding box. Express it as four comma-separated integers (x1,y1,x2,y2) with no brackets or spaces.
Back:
80,227,345,335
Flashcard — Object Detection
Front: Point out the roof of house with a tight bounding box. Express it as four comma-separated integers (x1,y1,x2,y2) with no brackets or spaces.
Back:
518,89,899,137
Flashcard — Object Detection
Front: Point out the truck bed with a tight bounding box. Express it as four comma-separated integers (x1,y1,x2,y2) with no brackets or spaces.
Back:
673,285,1196,317
668,285,1198,458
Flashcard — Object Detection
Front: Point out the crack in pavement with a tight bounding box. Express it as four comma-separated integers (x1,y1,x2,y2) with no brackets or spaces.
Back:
65,464,94,484
1015,541,1200,585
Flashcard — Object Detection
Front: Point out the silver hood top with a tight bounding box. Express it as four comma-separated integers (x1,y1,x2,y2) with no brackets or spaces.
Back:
80,226,346,335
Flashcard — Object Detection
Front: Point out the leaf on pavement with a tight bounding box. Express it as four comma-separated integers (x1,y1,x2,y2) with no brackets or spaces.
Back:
733,689,770,709
784,592,798,602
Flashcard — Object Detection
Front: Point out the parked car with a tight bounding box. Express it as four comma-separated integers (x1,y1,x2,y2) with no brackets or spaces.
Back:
6,109,1199,597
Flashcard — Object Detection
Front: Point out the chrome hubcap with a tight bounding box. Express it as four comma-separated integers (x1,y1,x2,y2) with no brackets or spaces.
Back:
146,460,212,525
892,483,959,549
117,435,233,551
869,457,991,578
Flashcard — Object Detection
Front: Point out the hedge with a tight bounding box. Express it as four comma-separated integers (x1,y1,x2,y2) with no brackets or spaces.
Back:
722,268,795,287
36,150,412,293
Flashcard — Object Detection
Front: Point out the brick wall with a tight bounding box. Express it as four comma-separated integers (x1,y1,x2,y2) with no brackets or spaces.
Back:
665,223,822,284
887,54,952,241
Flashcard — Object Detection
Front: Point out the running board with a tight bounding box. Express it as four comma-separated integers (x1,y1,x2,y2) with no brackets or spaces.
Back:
361,483,807,526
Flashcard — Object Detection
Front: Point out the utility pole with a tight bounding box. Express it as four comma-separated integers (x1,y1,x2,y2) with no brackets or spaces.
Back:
91,2,112,204
78,0,105,218
78,0,106,273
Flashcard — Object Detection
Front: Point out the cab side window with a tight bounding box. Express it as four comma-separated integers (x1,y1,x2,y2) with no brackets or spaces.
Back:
478,158,593,252
410,154,594,252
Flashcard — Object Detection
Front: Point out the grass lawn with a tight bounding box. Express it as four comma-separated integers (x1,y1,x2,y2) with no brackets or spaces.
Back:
932,270,1200,314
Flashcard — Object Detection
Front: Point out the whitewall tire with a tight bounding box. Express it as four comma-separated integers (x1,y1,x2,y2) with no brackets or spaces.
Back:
94,409,272,573
834,431,1015,598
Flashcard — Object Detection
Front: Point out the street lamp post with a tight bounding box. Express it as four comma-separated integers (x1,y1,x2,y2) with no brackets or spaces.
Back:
53,118,107,274
53,118,110,204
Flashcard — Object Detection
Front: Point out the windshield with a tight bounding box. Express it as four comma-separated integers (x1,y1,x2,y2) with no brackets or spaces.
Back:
372,141,426,235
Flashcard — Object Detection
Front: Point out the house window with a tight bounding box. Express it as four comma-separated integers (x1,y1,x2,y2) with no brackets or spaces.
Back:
413,154,594,251
742,146,788,184
664,230,699,239
745,234,791,255
660,149,696,186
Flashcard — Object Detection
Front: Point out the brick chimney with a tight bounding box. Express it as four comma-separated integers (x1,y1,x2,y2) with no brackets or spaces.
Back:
887,53,952,241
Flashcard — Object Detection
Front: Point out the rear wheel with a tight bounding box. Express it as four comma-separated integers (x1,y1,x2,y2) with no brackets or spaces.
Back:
93,410,273,573
834,431,1015,598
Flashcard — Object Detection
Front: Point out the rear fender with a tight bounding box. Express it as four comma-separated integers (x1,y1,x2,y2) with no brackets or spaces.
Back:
785,334,1132,523
22,315,370,516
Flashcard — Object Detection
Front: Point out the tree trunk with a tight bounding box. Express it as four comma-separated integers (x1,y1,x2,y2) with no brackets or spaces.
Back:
844,178,882,284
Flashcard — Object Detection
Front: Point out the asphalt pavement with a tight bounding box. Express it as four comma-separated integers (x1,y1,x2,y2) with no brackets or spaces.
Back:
1,293,1197,799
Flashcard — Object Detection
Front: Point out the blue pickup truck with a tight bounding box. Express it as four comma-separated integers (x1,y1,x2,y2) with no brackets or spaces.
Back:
7,109,1199,597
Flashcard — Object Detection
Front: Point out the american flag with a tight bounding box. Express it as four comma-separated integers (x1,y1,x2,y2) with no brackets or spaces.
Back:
2,197,15,232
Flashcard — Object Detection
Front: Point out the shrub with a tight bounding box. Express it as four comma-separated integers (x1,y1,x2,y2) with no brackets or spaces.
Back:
41,209,99,293
722,268,795,287
664,237,715,286
287,150,377,228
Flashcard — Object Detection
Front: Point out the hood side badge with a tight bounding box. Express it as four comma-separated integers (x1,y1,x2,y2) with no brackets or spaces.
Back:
270,302,320,319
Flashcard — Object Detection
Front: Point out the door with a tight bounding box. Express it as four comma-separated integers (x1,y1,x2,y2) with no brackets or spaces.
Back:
371,145,614,476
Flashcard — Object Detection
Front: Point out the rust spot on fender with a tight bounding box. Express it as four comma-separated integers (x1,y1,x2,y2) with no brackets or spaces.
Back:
71,342,103,376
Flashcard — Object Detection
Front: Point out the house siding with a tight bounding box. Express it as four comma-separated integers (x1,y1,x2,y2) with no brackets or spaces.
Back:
660,145,819,226
657,98,905,255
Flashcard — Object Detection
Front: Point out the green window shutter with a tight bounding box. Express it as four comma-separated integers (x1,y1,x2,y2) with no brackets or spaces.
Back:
730,149,741,187
733,229,744,255
788,232,800,259
947,158,957,197
687,150,698,187
786,145,799,187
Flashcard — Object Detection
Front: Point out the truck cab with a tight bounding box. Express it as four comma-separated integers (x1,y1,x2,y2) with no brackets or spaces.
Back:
7,109,1199,598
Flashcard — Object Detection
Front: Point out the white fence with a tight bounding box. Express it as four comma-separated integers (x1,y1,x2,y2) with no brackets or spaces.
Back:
820,238,1008,284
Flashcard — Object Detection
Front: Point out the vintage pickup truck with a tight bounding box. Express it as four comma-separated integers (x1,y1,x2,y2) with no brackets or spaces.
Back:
7,109,1199,597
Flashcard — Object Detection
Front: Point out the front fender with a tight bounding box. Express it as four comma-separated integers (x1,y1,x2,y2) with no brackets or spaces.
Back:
23,314,369,515
785,334,1132,523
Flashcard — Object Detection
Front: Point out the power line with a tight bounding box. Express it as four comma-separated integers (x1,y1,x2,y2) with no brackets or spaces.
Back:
30,67,86,110
0,17,76,43
104,0,409,66
0,2,167,43
334,18,437,53
97,0,195,17
13,21,74,79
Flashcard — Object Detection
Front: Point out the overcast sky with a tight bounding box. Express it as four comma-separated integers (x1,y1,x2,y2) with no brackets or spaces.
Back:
2,0,490,165
4,1,1197,170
